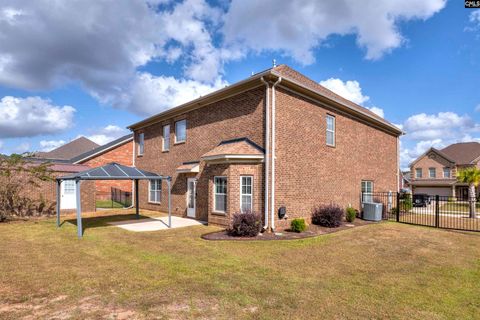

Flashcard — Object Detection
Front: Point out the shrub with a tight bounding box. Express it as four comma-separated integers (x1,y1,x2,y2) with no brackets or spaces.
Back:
346,207,356,223
400,194,413,212
227,211,262,237
311,204,344,228
290,218,307,233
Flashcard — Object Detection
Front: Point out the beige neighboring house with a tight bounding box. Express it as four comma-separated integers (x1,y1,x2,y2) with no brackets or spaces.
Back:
410,142,480,199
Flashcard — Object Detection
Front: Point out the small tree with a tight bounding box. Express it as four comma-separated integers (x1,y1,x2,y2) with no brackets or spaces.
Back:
0,154,54,221
457,167,480,219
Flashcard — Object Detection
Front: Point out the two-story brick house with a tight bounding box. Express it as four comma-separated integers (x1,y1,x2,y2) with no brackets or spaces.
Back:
128,65,402,230
410,142,480,200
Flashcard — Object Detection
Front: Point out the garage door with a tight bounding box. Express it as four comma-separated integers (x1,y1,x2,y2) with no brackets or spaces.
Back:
414,187,451,197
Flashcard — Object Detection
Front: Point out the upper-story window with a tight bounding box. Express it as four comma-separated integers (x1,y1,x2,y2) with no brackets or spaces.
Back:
415,168,422,179
443,167,451,178
429,168,436,178
162,124,170,151
326,115,335,147
138,133,144,156
175,119,187,143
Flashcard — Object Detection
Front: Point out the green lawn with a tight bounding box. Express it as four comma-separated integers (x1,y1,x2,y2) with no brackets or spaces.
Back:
1,211,479,319
96,199,125,208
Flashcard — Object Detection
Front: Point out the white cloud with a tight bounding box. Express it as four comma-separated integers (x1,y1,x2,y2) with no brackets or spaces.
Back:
403,112,478,140
39,140,66,152
0,0,227,115
319,77,385,118
223,0,446,63
0,96,75,138
81,125,130,145
399,111,480,169
13,142,30,154
475,104,480,112
118,73,228,116
319,78,369,105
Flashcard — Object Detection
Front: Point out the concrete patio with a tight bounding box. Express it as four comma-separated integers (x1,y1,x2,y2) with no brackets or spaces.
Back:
108,215,206,232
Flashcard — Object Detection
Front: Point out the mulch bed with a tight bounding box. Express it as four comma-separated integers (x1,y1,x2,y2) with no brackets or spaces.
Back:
202,218,378,241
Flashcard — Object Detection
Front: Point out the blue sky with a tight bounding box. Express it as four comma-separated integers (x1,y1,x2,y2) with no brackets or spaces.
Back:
0,0,478,169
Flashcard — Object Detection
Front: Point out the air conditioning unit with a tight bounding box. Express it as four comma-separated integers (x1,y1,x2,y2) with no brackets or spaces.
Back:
363,202,383,221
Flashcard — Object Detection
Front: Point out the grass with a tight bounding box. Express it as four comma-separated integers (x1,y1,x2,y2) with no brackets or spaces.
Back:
1,210,480,319
96,199,126,209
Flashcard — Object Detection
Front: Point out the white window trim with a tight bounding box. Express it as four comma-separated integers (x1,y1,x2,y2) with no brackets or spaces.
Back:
162,124,170,152
175,119,187,144
213,176,227,214
415,168,422,179
326,115,336,147
429,168,436,178
361,180,374,203
240,175,253,213
148,179,161,204
443,167,451,178
138,133,144,156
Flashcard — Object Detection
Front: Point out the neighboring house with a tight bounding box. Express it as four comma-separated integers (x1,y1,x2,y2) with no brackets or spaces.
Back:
27,134,133,211
400,170,411,191
128,65,402,229
35,137,100,161
409,142,480,199
71,134,134,200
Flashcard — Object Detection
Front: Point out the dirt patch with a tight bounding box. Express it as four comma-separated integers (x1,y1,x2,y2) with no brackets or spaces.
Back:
202,218,378,241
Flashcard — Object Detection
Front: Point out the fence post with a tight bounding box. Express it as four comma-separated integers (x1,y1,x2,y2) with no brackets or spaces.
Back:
396,192,400,222
435,195,440,228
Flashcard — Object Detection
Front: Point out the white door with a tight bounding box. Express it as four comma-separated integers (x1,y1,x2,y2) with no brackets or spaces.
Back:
61,180,77,209
187,178,196,218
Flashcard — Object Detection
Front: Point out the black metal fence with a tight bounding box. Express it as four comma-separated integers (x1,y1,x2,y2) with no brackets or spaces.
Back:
111,187,132,208
362,192,480,232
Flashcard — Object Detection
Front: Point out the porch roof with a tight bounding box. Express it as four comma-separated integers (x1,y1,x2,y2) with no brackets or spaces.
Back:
201,138,264,162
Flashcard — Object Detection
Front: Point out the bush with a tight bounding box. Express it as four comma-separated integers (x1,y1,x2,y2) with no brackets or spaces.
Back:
227,211,262,237
400,194,413,212
311,204,344,228
290,218,307,233
346,207,356,223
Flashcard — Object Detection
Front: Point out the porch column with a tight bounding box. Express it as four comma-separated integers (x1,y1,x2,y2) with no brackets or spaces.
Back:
451,185,456,200
135,179,139,219
75,179,83,238
56,179,61,227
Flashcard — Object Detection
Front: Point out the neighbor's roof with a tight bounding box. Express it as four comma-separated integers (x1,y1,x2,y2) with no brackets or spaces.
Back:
71,134,133,164
201,138,264,161
35,137,99,160
58,162,167,180
441,142,480,165
127,65,403,136
409,147,456,167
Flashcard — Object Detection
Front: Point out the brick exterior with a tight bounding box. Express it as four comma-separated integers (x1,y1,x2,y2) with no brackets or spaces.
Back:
133,76,399,229
79,140,133,200
273,88,398,229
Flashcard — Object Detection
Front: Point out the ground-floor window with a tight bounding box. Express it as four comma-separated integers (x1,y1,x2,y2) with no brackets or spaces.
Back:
214,176,227,213
240,176,253,212
361,180,374,203
149,179,161,203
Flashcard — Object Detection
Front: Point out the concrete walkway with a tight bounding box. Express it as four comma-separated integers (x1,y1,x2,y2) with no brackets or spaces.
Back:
108,216,206,232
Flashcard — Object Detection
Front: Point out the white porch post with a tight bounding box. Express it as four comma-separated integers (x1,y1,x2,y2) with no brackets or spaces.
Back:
75,179,83,238
451,185,456,199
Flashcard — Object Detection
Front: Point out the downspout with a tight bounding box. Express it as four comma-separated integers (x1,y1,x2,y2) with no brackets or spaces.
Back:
260,77,269,231
126,134,136,210
270,77,282,232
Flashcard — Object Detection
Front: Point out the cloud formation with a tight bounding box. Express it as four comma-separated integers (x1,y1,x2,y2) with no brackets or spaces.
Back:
223,0,446,63
0,96,75,138
39,140,66,152
81,125,130,145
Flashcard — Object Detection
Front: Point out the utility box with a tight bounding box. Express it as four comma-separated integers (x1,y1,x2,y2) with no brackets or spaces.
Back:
363,203,383,221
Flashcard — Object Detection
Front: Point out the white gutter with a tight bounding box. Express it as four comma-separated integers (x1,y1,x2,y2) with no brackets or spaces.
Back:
260,77,270,231
270,77,282,232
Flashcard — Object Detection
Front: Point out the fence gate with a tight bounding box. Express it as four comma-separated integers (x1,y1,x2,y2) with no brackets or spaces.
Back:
362,192,480,232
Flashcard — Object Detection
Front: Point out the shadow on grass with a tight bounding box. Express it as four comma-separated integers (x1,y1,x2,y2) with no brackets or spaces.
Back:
64,213,152,235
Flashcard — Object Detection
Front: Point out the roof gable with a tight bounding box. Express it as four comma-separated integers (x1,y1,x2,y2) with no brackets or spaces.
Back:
35,137,99,160
410,147,456,168
71,134,133,164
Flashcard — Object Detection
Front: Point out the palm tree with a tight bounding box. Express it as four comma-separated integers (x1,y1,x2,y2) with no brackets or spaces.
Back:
457,167,480,219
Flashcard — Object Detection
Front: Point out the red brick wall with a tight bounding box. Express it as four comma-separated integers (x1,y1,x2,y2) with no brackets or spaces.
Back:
274,87,398,228
80,140,133,199
135,86,265,221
